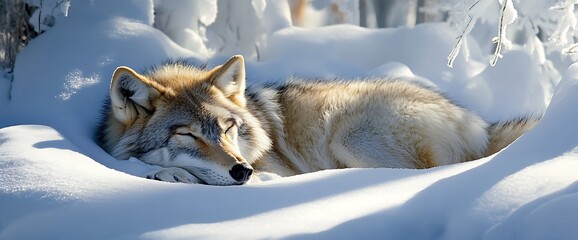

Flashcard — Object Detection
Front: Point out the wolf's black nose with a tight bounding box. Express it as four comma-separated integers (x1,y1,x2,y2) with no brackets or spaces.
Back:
229,164,253,183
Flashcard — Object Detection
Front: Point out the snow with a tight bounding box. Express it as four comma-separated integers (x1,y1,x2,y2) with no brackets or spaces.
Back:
549,0,578,47
1,1,578,239
153,0,217,57
26,0,71,33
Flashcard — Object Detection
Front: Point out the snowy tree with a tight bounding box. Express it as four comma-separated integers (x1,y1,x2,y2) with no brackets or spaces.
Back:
0,0,69,73
149,0,577,72
4,0,578,72
153,0,292,60
444,0,578,69
26,0,70,33
0,0,36,72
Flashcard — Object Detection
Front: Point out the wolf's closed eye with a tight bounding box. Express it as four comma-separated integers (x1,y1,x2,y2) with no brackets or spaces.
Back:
174,127,200,140
225,118,237,134
176,132,198,140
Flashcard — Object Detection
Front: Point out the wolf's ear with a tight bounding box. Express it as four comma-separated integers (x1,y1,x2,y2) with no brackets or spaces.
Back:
210,55,246,106
110,66,161,125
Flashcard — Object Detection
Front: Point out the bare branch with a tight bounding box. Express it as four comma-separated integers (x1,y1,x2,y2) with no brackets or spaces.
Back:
489,0,508,66
447,15,472,67
562,43,578,54
447,0,481,68
490,0,517,66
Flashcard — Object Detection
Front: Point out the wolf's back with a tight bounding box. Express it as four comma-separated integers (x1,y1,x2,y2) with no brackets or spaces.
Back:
486,116,540,156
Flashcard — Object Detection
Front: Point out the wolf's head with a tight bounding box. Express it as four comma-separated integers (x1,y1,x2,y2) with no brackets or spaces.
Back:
99,55,271,185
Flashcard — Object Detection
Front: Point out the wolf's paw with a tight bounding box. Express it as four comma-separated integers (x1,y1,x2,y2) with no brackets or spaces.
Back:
146,167,202,184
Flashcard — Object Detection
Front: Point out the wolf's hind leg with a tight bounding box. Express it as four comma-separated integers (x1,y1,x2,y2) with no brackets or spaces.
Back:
146,167,202,184
328,113,418,169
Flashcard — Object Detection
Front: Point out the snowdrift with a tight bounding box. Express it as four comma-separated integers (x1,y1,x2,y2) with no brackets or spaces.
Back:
1,1,577,239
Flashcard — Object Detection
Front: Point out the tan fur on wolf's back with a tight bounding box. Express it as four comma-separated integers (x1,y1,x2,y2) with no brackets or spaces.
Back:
275,80,488,172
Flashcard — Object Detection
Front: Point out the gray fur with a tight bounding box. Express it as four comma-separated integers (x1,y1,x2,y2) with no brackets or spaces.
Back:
96,55,539,185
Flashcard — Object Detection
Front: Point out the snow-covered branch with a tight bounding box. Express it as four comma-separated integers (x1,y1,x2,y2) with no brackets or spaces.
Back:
562,43,578,54
549,1,578,48
447,0,485,67
446,0,520,67
490,0,518,66
445,0,492,67
26,0,70,33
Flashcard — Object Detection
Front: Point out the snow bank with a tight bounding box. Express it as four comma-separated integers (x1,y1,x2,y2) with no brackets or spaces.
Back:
258,23,553,121
1,1,577,239
2,1,195,174
1,65,577,239
0,124,486,239
481,62,578,240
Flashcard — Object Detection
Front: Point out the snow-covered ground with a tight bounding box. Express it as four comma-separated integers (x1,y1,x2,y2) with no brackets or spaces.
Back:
1,1,577,239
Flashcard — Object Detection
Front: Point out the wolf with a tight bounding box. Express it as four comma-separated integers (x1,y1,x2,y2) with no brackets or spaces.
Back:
96,55,538,185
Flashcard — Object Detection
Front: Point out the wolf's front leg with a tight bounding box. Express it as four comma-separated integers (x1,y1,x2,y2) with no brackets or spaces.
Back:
146,167,202,184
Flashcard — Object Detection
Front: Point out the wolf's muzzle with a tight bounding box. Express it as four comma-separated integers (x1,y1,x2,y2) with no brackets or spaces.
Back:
229,163,253,184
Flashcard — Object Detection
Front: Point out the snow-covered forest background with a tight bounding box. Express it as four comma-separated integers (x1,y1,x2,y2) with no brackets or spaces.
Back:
1,0,578,239
3,0,578,72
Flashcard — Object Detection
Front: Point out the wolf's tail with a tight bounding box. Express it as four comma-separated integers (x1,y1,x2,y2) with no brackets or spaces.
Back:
486,116,541,156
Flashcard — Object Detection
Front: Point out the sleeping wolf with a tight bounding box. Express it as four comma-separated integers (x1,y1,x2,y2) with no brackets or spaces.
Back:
96,55,537,185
